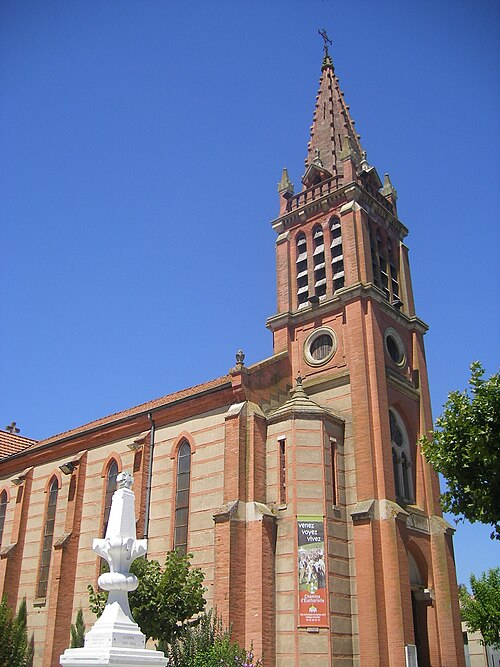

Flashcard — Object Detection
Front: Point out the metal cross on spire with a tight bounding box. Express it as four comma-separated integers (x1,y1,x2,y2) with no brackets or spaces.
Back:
318,28,332,57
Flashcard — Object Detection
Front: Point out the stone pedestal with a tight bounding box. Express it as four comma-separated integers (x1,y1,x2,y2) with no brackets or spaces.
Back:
60,472,167,666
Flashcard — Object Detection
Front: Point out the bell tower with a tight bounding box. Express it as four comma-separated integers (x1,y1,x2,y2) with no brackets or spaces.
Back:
267,36,465,667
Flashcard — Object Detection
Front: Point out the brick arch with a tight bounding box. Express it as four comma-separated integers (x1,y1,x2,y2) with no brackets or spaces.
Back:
406,540,430,587
100,452,123,478
389,402,411,432
169,432,196,460
44,471,62,493
294,229,307,244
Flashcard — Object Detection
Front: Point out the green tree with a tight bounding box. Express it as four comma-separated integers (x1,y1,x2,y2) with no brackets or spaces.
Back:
0,596,32,667
421,362,500,539
70,608,85,648
88,550,206,647
460,568,500,648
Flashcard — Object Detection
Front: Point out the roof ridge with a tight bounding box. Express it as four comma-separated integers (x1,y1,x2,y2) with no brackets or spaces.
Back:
35,374,232,447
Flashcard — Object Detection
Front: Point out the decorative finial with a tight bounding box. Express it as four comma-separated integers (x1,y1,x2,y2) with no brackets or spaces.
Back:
359,151,371,172
318,28,332,57
296,373,303,386
277,167,294,196
312,148,323,167
235,349,245,366
5,421,20,434
381,172,398,200
116,471,133,489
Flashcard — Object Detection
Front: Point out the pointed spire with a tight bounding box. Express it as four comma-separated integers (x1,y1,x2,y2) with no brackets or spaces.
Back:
304,33,364,188
277,167,294,195
381,172,398,199
267,373,345,424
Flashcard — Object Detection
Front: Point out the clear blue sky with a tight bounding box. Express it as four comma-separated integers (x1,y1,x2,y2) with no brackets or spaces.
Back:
1,0,498,586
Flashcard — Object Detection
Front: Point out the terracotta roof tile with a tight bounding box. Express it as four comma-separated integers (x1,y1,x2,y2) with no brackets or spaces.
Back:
0,431,38,461
32,375,232,449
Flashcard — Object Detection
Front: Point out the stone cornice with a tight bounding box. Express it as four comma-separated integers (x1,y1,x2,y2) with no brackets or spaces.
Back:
270,182,408,239
266,282,428,333
386,368,420,400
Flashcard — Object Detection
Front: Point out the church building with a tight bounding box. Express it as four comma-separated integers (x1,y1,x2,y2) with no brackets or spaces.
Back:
0,42,465,667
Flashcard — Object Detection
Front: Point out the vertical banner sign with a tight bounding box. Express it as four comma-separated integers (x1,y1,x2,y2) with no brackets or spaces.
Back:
297,515,327,627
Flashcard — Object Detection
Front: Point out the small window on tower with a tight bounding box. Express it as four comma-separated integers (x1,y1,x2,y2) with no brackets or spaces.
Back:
384,328,406,367
296,233,309,307
313,225,326,298
330,217,344,292
304,327,338,366
0,491,7,549
389,408,414,504
278,437,287,505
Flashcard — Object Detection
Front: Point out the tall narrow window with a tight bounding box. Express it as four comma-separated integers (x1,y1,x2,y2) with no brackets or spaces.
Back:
36,477,59,598
387,238,400,301
312,225,326,298
278,437,286,505
296,233,309,307
174,441,191,554
389,408,414,503
330,217,344,292
103,460,118,537
0,490,7,549
330,438,338,505
369,224,381,289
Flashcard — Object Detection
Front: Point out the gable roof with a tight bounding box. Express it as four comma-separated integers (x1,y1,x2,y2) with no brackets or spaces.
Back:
0,430,37,461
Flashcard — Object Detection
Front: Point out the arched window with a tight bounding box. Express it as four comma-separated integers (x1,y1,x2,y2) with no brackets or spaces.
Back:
296,233,309,307
174,441,191,554
312,225,326,298
330,217,344,292
36,477,59,598
0,490,7,549
389,408,414,503
103,460,118,537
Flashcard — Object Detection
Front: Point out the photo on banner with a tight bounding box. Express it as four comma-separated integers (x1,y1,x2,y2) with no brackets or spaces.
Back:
297,515,328,627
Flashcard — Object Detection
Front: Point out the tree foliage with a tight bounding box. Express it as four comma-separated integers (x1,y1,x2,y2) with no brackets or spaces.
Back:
421,362,500,538
70,608,85,648
460,568,500,648
166,609,262,667
0,596,32,667
88,551,206,646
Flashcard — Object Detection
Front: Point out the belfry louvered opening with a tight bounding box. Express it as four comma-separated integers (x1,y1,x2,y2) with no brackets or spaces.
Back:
296,233,309,307
313,225,326,298
370,224,400,305
330,217,344,291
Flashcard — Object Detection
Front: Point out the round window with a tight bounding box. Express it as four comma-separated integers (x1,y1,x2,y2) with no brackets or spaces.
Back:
304,327,337,366
384,328,406,366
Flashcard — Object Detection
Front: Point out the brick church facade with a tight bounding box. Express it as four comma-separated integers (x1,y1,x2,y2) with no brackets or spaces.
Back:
0,45,465,667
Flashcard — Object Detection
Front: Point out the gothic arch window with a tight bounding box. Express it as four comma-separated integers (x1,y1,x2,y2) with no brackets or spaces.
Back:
330,217,344,292
370,223,400,305
389,408,414,503
387,236,400,301
36,476,59,598
0,490,7,549
296,232,309,307
102,459,119,537
312,225,326,298
174,440,191,554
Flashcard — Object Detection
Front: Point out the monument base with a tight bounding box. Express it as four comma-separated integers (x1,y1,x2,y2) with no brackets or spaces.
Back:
60,646,167,666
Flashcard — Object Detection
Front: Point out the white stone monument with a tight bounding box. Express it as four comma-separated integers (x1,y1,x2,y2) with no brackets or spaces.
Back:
60,472,167,666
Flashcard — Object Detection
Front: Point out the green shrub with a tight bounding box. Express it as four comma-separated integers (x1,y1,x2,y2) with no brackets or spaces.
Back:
0,596,33,667
70,608,85,648
166,609,262,667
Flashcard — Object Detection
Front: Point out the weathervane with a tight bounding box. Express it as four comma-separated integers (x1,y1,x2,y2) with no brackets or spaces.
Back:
318,28,332,57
